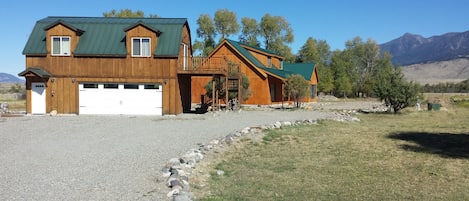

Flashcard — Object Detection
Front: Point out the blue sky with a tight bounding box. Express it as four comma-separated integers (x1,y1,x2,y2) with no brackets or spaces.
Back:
1,0,468,76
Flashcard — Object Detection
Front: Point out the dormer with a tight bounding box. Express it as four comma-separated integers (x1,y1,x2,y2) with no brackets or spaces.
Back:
238,43,284,69
124,21,161,57
44,20,84,56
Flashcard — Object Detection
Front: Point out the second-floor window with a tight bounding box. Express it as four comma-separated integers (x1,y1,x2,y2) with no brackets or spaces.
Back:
51,36,70,56
132,38,151,57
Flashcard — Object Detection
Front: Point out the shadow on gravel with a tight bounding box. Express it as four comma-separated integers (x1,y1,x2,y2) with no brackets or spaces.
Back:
388,132,469,159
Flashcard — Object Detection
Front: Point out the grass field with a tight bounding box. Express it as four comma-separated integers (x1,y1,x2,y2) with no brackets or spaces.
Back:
197,103,469,200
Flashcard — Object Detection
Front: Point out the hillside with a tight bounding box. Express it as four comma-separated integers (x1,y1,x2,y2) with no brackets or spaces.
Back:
0,73,24,83
401,58,469,85
380,31,469,66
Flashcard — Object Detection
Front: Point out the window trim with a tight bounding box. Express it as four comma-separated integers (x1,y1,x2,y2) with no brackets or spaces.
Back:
51,36,71,56
131,37,151,57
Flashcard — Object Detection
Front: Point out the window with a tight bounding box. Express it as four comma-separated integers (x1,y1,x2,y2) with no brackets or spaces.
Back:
144,84,160,90
311,85,317,98
182,43,189,70
51,36,71,56
132,38,151,57
267,57,272,68
124,84,139,89
83,83,98,89
104,83,118,89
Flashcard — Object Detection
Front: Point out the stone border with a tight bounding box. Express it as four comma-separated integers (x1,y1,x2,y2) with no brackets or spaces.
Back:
160,114,360,201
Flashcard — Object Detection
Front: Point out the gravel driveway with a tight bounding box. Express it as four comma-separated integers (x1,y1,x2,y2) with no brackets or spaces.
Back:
0,108,337,200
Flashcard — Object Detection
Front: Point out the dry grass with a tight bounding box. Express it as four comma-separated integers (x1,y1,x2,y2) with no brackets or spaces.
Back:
198,106,469,200
0,99,26,112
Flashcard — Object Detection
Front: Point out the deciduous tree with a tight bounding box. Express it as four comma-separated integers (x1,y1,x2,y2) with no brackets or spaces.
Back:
373,65,420,113
214,9,240,42
284,74,311,108
194,14,216,56
260,14,295,62
103,9,157,18
239,17,260,47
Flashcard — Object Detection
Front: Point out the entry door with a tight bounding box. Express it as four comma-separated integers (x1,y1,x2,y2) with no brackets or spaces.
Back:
31,82,46,114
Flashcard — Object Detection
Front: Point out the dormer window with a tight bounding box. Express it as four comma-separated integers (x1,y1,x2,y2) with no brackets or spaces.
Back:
132,37,151,57
51,36,70,56
267,56,272,68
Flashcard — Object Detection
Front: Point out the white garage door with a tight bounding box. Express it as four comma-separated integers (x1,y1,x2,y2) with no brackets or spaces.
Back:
79,83,162,115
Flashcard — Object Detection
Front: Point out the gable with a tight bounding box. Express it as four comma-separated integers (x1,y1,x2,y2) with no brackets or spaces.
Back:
23,17,188,57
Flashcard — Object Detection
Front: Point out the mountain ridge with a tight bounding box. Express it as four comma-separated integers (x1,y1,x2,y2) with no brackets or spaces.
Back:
380,30,469,66
0,73,24,83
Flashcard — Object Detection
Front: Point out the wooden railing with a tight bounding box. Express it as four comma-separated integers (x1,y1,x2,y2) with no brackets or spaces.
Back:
178,56,240,76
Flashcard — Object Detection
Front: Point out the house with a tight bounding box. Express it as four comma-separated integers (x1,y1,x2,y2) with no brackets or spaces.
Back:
190,39,318,106
20,16,194,115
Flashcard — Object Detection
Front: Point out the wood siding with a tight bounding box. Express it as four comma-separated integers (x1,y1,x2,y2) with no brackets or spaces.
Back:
191,44,273,105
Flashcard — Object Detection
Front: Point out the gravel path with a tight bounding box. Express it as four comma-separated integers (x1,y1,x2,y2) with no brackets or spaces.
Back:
0,108,338,200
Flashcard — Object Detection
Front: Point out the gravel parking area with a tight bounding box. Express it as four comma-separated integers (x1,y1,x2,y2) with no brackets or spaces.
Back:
0,107,341,200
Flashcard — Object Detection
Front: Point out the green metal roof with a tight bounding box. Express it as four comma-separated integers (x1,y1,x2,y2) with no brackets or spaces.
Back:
226,39,267,68
283,63,315,80
18,67,52,78
225,40,315,80
23,16,188,57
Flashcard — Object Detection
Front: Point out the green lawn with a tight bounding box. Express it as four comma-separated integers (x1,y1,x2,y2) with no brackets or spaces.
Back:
198,106,469,200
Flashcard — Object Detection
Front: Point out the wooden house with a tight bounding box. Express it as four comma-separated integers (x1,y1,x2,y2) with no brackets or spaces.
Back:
190,39,318,106
20,16,194,115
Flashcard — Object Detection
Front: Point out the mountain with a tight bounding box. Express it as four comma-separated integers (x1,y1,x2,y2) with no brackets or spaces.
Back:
0,73,24,83
380,31,469,65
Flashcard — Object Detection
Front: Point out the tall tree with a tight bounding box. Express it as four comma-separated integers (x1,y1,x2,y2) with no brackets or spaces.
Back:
259,14,294,62
298,37,319,63
214,9,240,42
103,9,157,18
239,17,260,47
194,14,217,56
344,37,381,97
330,50,353,97
298,37,332,93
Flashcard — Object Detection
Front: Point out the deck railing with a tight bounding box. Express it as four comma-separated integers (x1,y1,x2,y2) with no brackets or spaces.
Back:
179,56,240,75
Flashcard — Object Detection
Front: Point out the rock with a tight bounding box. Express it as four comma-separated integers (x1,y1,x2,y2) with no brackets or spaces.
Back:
181,149,204,163
167,188,180,197
173,191,193,201
241,127,250,134
50,110,58,116
282,121,292,126
167,177,178,187
209,139,219,145
216,170,225,176
167,158,181,168
225,135,233,145
170,179,184,189
274,121,282,128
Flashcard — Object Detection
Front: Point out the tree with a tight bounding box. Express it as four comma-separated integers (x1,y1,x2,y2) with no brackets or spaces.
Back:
259,14,295,62
373,65,420,113
298,37,319,63
103,9,157,18
284,74,311,108
194,14,216,56
330,50,353,97
214,9,240,42
239,17,260,47
204,73,251,101
298,37,332,93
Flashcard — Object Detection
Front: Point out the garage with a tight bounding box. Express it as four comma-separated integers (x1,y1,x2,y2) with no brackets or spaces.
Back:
79,83,163,115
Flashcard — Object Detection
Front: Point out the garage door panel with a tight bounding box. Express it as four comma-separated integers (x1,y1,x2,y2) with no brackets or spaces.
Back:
79,83,162,115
